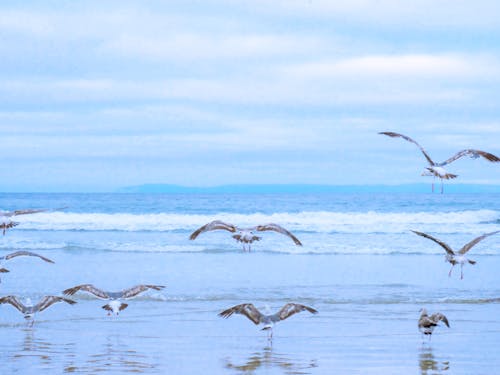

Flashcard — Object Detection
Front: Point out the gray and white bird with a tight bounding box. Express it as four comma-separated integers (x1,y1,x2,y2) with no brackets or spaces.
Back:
62,284,165,315
0,209,48,235
379,132,499,193
219,303,317,341
190,220,302,251
418,308,449,340
0,251,55,283
0,295,76,326
412,230,499,279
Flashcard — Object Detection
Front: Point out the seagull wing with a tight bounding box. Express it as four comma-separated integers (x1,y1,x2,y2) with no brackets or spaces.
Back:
2,250,55,263
379,132,435,166
276,303,318,321
218,303,263,325
189,220,237,240
439,149,500,166
459,230,500,255
411,230,455,256
34,296,76,312
255,224,303,246
0,295,26,313
12,209,48,216
62,284,110,299
121,284,165,299
430,312,450,327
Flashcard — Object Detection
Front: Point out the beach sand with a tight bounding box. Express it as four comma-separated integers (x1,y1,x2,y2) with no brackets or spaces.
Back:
1,251,500,374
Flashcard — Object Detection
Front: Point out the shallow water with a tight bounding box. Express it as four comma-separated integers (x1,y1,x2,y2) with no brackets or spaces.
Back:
0,193,499,374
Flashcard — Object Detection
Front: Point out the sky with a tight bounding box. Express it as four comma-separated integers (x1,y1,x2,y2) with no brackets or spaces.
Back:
1,0,499,192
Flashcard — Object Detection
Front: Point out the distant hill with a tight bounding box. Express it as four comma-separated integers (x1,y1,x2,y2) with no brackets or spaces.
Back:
117,183,500,194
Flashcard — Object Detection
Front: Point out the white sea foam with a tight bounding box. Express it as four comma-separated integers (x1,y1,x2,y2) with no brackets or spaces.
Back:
12,210,499,234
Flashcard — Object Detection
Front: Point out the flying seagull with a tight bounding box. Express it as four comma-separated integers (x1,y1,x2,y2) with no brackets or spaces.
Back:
411,230,499,279
0,295,76,326
379,132,499,193
219,303,317,341
0,251,55,283
190,220,302,251
62,284,165,315
418,308,449,341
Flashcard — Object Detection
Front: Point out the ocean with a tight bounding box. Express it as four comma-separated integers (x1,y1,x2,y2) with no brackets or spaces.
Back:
0,192,499,374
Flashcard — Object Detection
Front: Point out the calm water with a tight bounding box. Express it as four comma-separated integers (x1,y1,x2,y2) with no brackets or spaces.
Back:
0,193,499,374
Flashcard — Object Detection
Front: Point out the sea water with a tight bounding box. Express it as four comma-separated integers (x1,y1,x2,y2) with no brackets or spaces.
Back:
0,193,499,374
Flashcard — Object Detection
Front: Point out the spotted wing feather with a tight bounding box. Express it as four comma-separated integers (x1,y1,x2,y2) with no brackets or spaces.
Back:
62,284,110,299
219,303,263,325
255,224,303,246
430,312,450,327
0,295,26,313
411,230,455,256
379,132,435,166
2,250,55,263
35,296,76,312
440,149,500,166
189,220,237,240
277,303,318,321
459,231,499,255
121,284,165,299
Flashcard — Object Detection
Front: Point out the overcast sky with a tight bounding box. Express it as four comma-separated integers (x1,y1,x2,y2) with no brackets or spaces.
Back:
1,0,499,192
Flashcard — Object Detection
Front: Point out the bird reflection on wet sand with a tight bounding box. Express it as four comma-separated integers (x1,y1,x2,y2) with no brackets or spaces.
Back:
224,346,317,374
10,328,74,369
64,334,158,373
419,346,450,375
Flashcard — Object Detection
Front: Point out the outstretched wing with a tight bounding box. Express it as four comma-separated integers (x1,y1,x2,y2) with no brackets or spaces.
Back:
189,220,237,240
430,312,450,327
379,132,435,166
2,250,55,263
459,230,500,255
62,284,110,299
439,149,500,166
0,268,10,273
12,209,48,217
121,284,165,299
276,303,318,321
218,303,263,325
411,230,455,256
255,224,303,246
0,295,26,313
35,296,76,312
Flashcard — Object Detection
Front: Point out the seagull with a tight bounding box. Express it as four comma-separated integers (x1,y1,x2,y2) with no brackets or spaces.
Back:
379,132,499,193
0,251,55,283
190,220,302,251
418,308,449,341
411,230,499,279
0,295,76,326
62,284,165,315
219,303,318,341
0,209,50,235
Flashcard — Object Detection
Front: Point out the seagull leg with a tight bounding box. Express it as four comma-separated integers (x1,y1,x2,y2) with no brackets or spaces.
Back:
432,178,435,193
441,179,444,194
460,264,464,280
448,265,454,277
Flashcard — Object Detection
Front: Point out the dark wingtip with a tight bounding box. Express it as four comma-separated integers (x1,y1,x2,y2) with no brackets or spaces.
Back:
62,287,76,296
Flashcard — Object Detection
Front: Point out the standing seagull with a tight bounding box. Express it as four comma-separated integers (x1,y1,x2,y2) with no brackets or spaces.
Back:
0,209,49,235
411,230,499,279
219,303,317,341
0,295,76,326
379,132,499,193
62,284,165,315
0,251,55,283
190,220,302,251
418,308,449,341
